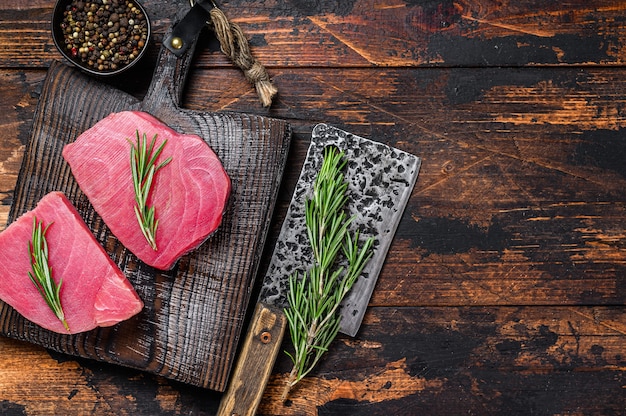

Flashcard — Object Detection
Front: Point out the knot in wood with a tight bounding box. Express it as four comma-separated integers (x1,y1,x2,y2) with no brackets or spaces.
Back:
441,160,455,174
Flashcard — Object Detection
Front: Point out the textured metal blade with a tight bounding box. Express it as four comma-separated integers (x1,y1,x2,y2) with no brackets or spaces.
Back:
259,123,421,336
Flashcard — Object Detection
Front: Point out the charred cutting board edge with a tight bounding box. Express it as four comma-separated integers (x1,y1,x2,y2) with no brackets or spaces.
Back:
2,18,291,391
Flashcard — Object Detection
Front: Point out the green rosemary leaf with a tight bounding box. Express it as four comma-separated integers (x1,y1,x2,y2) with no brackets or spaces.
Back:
128,131,172,250
281,146,375,401
28,217,70,332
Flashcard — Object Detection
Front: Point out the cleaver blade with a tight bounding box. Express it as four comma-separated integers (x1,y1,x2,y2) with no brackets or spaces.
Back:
217,123,421,415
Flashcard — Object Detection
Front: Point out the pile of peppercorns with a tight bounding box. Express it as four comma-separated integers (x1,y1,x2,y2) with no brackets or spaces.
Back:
60,0,149,73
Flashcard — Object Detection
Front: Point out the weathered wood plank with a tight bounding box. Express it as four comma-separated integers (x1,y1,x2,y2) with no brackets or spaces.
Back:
2,66,626,310
184,66,626,307
0,336,222,415
1,1,625,415
0,70,45,228
1,0,626,68
0,306,622,415
259,306,626,415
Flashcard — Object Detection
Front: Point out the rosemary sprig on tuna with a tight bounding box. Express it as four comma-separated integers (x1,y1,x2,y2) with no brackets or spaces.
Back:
282,146,375,401
128,131,172,250
28,217,70,332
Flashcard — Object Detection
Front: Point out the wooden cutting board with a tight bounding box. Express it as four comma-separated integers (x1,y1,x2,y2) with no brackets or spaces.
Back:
0,21,291,391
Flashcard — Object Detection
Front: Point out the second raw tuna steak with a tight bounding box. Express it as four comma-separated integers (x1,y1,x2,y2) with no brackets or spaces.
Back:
0,192,143,334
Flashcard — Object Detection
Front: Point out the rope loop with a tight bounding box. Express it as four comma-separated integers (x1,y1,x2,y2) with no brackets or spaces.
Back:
189,0,276,106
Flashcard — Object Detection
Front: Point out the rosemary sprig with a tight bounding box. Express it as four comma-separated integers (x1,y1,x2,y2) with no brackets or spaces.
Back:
282,146,375,401
128,131,172,250
28,217,70,332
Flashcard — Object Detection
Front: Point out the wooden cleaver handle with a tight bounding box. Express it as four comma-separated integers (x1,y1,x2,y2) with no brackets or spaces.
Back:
217,302,287,416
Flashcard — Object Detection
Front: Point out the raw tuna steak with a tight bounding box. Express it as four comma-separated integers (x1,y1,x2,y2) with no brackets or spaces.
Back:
63,111,231,270
0,192,143,334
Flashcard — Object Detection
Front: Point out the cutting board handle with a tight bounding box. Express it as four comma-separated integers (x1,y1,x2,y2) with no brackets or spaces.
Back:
141,15,200,115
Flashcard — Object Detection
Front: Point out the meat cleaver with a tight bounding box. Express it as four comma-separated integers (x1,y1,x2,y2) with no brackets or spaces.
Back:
218,123,421,415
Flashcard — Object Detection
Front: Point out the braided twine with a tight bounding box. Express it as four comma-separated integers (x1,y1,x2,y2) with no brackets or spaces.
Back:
197,2,277,107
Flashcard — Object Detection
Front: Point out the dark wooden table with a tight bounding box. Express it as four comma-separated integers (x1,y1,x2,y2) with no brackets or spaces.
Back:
1,1,625,414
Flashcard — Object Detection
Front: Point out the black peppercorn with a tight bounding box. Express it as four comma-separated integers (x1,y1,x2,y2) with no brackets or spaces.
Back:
60,0,148,73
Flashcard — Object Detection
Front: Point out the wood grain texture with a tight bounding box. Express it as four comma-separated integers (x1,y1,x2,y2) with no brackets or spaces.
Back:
0,307,622,415
0,0,625,414
183,66,626,308
258,306,626,415
2,1,626,68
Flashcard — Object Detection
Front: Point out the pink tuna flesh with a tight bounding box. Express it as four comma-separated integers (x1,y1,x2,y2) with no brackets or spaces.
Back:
0,192,143,334
62,111,231,270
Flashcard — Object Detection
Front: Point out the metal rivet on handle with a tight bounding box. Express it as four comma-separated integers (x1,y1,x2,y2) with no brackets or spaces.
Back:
260,331,271,344
170,37,183,50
